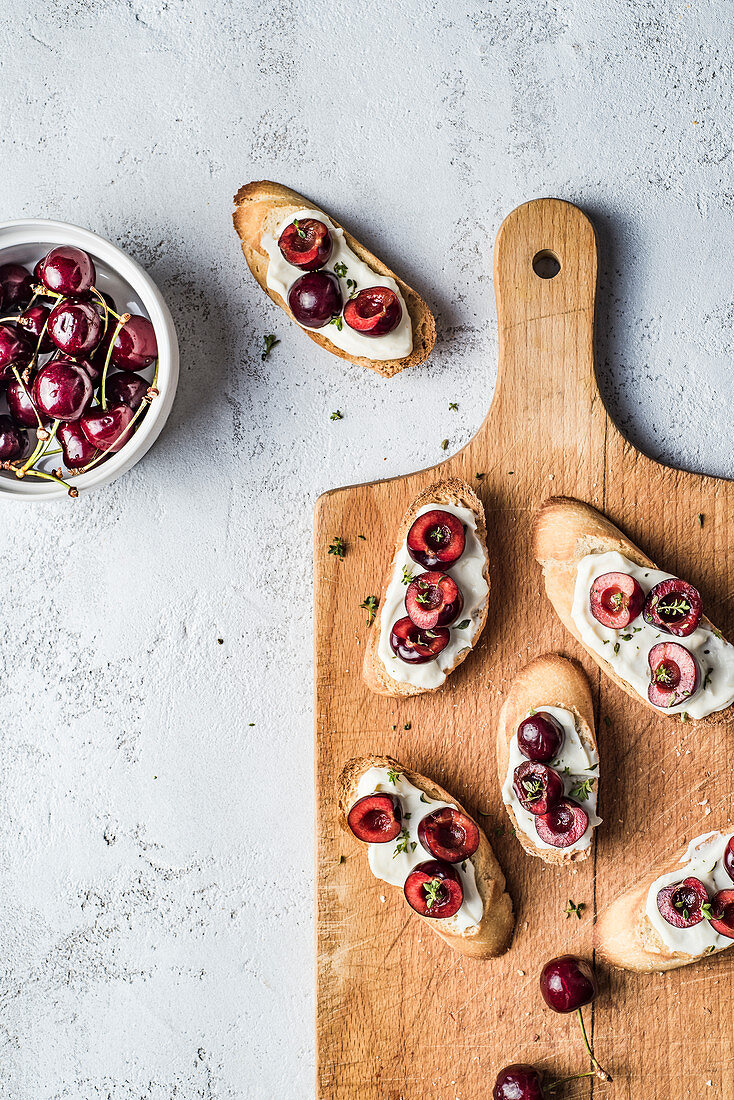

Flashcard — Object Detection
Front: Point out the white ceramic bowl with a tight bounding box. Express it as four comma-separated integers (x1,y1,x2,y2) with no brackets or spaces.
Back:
0,219,179,500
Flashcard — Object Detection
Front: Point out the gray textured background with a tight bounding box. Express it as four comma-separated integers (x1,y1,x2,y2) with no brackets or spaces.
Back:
1,0,731,1096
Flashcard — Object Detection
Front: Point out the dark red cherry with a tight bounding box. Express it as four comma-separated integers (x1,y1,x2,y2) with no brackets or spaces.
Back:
418,806,479,863
0,263,34,308
38,246,95,296
0,323,32,376
32,359,93,421
5,378,48,428
278,218,332,270
493,1065,546,1100
709,889,734,939
643,578,702,637
389,616,450,663
343,287,402,336
288,271,343,328
647,642,700,708
512,762,563,816
17,304,54,353
105,370,147,411
539,955,596,1013
405,571,463,629
406,510,466,569
516,711,565,763
47,300,102,356
656,876,709,927
0,414,28,460
723,837,734,883
535,799,589,848
111,314,158,372
347,793,402,843
80,403,135,453
57,421,98,470
403,860,463,918
589,571,645,629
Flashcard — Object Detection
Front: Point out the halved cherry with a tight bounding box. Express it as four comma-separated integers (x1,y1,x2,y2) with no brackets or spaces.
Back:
643,578,702,637
647,642,700,708
403,859,463,918
343,287,402,336
656,876,709,927
512,762,563,816
278,218,332,270
589,571,645,629
407,510,466,569
347,793,402,844
417,807,479,863
709,889,734,939
723,836,734,883
516,711,565,763
389,616,449,664
535,798,589,848
405,571,463,629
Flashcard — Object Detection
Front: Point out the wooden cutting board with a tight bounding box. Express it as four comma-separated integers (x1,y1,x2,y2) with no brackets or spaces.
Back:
314,199,733,1099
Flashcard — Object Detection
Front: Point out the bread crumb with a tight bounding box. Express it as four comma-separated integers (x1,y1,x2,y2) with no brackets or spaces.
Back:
518,969,525,976
379,895,386,903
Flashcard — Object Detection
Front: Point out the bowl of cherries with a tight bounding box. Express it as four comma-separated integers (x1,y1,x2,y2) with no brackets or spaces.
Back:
0,219,178,499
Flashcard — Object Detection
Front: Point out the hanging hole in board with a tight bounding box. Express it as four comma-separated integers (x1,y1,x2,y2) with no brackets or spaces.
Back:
532,250,561,279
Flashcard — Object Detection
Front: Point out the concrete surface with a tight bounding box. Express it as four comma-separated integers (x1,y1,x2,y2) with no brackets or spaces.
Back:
0,0,731,1096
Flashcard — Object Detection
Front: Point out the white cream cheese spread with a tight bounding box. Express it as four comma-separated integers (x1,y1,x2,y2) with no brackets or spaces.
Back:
261,208,413,361
501,706,601,852
376,504,489,690
571,551,734,718
645,831,734,955
354,766,483,933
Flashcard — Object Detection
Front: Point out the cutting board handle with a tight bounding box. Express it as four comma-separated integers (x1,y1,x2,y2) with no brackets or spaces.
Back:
489,199,599,427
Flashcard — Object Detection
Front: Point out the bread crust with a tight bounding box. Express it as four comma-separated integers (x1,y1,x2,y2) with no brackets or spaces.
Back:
362,478,489,697
337,754,514,958
594,833,734,972
496,654,597,865
232,181,436,378
532,496,730,724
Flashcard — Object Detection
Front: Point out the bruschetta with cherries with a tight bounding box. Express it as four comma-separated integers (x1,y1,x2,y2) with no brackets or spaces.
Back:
594,829,734,972
232,181,436,378
362,478,490,697
338,754,514,958
532,497,734,722
497,655,601,864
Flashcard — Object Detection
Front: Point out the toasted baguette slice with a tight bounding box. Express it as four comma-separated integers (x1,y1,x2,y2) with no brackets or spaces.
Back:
594,833,734,972
232,181,436,378
337,754,514,958
532,496,731,723
362,478,489,697
496,654,597,865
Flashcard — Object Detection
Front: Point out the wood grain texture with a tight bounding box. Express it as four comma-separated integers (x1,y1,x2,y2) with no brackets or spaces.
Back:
314,199,734,1099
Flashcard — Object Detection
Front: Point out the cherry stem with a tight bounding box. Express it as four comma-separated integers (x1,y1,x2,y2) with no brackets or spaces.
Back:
15,466,77,496
576,1008,612,1082
545,1070,598,1093
100,313,129,410
19,417,58,474
90,286,110,345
